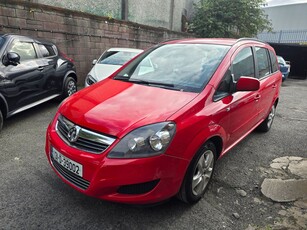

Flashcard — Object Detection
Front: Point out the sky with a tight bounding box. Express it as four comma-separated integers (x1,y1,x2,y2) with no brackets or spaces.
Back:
266,0,307,6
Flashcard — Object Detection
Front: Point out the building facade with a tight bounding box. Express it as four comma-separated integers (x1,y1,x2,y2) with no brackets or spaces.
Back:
257,3,307,78
258,3,307,44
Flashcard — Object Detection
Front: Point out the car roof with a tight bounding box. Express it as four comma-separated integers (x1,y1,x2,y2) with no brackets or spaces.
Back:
106,47,144,53
162,38,268,46
1,33,54,45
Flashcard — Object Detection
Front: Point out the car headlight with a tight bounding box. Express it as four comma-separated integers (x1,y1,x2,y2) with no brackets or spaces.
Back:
108,122,176,158
85,74,97,86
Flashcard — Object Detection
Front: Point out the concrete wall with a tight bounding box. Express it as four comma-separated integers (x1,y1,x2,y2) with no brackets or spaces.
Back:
128,0,171,30
33,0,196,32
0,0,193,84
34,0,122,19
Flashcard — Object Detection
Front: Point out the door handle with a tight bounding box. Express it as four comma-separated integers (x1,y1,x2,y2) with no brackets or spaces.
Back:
38,66,44,71
254,94,261,100
272,84,277,89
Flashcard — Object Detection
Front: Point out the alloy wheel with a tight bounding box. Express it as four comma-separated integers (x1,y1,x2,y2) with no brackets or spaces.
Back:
192,149,215,196
67,80,77,96
267,105,276,128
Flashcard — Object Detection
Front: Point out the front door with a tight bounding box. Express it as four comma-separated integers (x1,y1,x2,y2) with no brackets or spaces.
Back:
2,39,44,112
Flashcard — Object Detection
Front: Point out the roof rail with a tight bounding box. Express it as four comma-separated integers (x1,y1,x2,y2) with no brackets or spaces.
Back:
236,37,268,44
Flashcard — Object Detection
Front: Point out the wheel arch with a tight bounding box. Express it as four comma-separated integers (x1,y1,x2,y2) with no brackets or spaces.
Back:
176,129,223,204
62,70,77,90
181,124,225,161
207,136,223,159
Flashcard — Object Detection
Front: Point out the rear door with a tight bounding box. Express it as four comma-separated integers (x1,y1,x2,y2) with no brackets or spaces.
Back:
254,47,281,120
35,43,59,97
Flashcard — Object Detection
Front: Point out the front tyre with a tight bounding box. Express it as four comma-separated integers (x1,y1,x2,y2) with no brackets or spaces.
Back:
257,104,276,132
61,76,77,99
177,141,216,204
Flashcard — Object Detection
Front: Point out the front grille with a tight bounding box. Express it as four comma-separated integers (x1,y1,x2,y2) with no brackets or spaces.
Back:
51,154,90,190
56,115,116,154
117,180,160,195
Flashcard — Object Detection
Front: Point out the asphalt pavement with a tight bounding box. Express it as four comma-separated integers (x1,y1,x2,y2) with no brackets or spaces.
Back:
0,78,306,230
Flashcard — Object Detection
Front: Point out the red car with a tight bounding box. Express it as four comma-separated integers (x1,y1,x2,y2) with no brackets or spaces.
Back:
45,38,282,204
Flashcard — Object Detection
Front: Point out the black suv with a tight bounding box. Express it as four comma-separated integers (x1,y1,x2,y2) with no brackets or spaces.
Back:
0,34,77,132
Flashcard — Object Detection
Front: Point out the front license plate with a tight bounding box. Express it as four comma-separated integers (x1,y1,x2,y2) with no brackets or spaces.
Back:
51,147,83,177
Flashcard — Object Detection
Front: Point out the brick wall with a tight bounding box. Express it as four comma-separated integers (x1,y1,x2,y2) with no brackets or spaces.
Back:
0,0,193,85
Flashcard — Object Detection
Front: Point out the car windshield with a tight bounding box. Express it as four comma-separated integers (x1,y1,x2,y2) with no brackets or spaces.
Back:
114,43,230,93
98,50,140,65
277,56,286,65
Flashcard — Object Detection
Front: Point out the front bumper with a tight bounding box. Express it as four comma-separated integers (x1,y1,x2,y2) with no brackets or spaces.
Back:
45,124,189,204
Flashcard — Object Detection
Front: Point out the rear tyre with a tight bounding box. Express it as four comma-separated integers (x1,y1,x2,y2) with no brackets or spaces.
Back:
61,77,77,99
257,104,276,132
0,110,3,133
177,141,216,204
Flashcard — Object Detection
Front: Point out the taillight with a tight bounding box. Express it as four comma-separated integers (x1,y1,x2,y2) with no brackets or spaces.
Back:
60,51,74,63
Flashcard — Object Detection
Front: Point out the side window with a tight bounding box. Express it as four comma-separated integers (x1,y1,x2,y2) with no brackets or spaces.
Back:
255,47,270,78
269,50,278,72
232,47,255,81
38,44,56,57
9,41,37,61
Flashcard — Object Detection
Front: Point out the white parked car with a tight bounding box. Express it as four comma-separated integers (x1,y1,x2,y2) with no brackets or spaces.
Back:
85,48,143,87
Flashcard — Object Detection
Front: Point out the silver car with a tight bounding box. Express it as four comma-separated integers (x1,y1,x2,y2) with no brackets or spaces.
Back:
85,47,143,87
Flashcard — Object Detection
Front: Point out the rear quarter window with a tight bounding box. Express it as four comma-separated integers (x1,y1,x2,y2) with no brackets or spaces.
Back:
269,51,279,72
38,44,56,57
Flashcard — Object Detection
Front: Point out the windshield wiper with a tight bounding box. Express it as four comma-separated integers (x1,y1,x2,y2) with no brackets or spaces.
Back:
114,76,182,91
131,79,174,87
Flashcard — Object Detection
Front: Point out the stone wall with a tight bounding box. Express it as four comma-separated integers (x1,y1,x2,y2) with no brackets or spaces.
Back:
0,0,193,85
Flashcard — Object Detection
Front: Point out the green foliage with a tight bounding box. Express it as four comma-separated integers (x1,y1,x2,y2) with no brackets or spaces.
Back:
191,0,272,38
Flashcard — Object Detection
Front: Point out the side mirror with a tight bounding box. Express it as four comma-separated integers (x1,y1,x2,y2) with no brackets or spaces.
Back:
92,59,97,65
2,52,20,66
236,77,260,92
